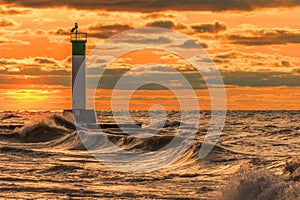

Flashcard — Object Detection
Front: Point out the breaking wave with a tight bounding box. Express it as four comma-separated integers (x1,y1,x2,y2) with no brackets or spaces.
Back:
0,115,196,155
0,115,73,143
221,165,300,200
1,111,300,198
0,113,21,120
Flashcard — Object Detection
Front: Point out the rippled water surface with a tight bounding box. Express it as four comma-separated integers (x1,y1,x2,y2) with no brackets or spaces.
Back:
0,110,299,199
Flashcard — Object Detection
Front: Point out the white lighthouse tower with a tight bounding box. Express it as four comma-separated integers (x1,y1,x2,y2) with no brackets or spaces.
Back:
65,23,135,127
70,23,87,110
65,23,97,124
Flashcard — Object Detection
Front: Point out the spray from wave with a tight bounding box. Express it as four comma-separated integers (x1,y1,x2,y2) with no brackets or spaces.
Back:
0,115,73,143
221,164,300,200
0,111,299,199
2,114,195,154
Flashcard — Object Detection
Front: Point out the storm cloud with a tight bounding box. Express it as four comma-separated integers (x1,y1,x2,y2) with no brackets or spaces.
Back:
228,29,300,45
192,21,227,33
2,0,300,12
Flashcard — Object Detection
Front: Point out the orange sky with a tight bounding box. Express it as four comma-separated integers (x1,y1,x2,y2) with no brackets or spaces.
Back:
0,2,299,110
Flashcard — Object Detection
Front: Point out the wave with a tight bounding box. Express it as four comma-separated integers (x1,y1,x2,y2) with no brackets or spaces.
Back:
0,114,179,153
0,115,243,166
285,157,300,181
104,130,175,152
0,113,258,168
40,164,83,174
48,130,177,152
50,115,76,130
221,165,300,200
18,121,70,143
0,146,54,158
0,113,21,120
0,115,73,143
44,132,86,150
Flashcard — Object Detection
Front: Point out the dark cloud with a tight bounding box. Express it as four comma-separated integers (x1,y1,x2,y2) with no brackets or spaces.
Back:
34,57,57,64
0,67,69,76
1,0,300,11
50,20,227,41
49,28,69,36
145,20,227,35
93,69,128,89
0,57,70,76
119,36,171,44
176,39,208,49
228,29,300,45
191,21,227,33
281,60,290,67
146,20,176,29
94,71,206,90
222,71,300,87
145,20,190,35
80,24,173,41
92,68,300,89
210,50,300,73
1,59,299,89
2,70,299,89
88,23,132,31
293,68,300,74
88,23,133,39
142,13,175,19
0,57,71,87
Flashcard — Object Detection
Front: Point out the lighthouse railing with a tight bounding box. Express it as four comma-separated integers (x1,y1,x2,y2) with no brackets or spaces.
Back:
70,32,87,42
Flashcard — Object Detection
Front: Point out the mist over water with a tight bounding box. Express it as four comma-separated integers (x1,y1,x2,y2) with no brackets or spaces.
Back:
0,110,299,199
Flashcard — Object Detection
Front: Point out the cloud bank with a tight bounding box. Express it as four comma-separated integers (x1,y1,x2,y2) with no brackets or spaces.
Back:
2,0,300,12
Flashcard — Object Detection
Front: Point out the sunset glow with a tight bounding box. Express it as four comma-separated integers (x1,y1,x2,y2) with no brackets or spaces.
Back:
0,1,299,110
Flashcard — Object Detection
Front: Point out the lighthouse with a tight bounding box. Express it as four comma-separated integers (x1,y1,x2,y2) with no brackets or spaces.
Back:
66,22,97,124
66,23,138,127
70,22,87,110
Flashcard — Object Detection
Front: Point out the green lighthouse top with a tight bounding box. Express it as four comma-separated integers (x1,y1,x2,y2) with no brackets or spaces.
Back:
70,23,87,43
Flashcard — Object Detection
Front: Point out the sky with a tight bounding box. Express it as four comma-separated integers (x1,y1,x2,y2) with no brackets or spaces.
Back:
0,0,300,110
